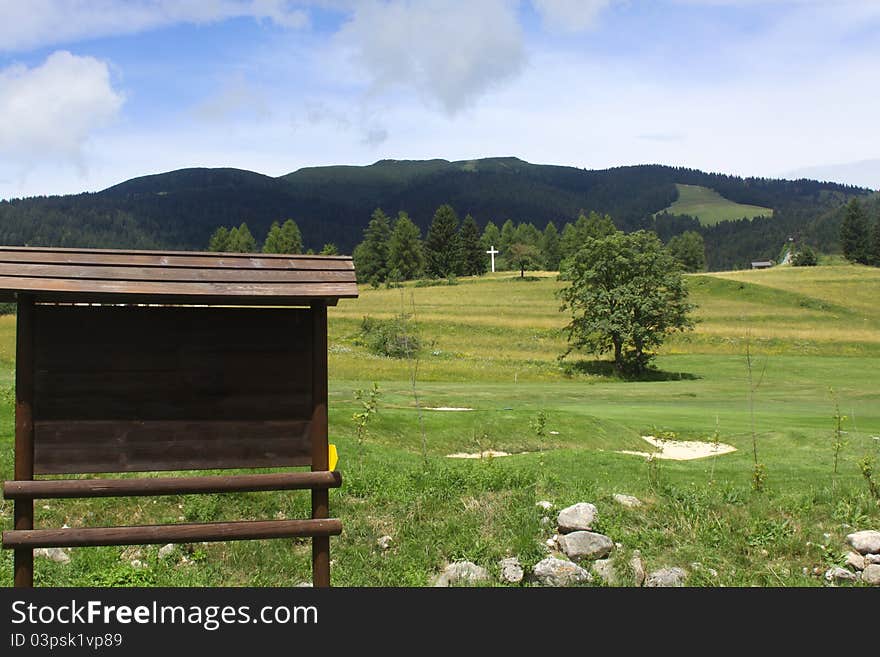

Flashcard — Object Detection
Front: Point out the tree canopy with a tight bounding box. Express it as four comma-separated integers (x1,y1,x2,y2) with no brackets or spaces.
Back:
558,230,695,374
666,230,706,272
459,214,486,276
263,219,303,254
354,208,393,284
424,204,462,278
387,212,425,281
841,198,870,264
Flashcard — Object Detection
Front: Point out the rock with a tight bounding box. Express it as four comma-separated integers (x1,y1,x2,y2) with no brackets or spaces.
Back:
34,547,70,564
532,557,592,587
690,562,718,578
861,564,880,586
592,559,618,586
499,557,524,584
846,530,880,555
536,500,554,512
129,559,146,570
645,567,687,587
295,582,313,587
158,544,176,559
377,535,393,551
557,503,597,533
545,534,560,550
120,546,143,562
630,550,646,586
540,516,551,527
433,561,490,587
613,494,642,508
865,554,880,565
824,567,857,582
558,531,614,561
845,551,866,571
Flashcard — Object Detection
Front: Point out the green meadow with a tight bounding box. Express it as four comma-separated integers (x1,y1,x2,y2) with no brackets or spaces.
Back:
663,184,774,225
1,264,879,587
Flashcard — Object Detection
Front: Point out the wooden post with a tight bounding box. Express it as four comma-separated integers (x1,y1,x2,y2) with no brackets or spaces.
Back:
14,294,35,587
310,301,330,587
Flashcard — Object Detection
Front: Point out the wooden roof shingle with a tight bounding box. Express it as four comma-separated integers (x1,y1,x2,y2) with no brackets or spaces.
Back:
0,246,358,305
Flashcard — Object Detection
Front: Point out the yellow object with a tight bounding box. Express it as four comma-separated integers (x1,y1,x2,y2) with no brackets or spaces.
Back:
328,444,338,472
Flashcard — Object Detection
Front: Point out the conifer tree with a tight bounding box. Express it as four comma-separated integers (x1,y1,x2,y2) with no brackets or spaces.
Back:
840,198,870,264
424,204,462,277
208,226,229,252
387,212,425,280
459,214,486,276
354,208,392,284
541,221,562,270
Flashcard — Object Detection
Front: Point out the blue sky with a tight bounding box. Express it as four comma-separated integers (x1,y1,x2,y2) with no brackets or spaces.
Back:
1,0,878,199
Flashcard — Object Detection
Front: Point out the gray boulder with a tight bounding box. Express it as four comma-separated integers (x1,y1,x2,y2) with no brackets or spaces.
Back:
34,547,70,564
559,531,614,561
846,530,880,555
824,566,858,582
433,561,490,587
845,551,865,571
158,544,176,559
865,554,880,565
862,564,880,586
532,557,592,587
613,494,642,508
557,503,597,533
499,557,524,584
645,567,687,587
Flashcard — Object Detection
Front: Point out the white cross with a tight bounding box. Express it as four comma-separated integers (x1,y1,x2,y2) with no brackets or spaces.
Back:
486,246,499,273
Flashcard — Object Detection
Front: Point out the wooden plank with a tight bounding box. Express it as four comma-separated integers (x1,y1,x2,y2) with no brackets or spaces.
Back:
311,301,331,588
2,518,343,549
0,245,353,266
0,263,356,283
14,294,35,587
0,276,358,298
4,471,342,499
33,420,313,474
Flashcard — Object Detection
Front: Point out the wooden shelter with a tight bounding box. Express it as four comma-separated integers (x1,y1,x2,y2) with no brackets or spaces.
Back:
0,246,357,587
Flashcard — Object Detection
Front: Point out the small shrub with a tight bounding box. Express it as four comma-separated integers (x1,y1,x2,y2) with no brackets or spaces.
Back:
357,315,421,358
792,246,818,267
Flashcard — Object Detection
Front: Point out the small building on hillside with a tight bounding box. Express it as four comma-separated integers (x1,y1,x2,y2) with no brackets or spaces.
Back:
751,260,774,269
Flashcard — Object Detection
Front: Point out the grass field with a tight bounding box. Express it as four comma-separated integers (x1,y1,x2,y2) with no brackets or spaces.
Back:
662,184,773,225
1,265,879,587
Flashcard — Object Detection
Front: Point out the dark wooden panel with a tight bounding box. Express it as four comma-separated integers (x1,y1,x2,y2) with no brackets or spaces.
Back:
32,305,315,473
0,263,356,283
14,295,35,587
2,518,342,549
33,420,312,474
4,471,342,499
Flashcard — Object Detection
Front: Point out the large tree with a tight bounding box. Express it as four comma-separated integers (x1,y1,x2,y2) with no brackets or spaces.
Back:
480,221,501,252
666,230,707,272
558,230,695,374
424,204,462,277
387,212,425,280
459,214,486,276
227,223,257,253
354,208,393,284
841,198,870,264
869,215,880,267
208,226,229,252
263,219,303,254
541,221,562,270
508,242,541,278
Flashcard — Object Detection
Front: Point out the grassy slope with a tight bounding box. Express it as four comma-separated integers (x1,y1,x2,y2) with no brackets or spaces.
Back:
664,183,773,225
1,265,879,587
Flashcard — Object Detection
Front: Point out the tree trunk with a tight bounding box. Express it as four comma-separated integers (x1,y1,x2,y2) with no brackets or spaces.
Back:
613,338,622,370
520,265,525,278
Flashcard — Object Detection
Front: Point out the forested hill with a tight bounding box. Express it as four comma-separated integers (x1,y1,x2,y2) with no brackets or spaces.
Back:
0,157,871,269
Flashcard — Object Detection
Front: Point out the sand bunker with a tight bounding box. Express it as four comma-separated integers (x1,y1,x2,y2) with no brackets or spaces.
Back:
616,435,736,461
446,450,511,459
426,407,474,411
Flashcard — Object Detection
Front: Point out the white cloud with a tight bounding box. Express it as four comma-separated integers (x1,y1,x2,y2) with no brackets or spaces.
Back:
531,0,617,32
0,51,124,174
0,0,309,52
336,0,526,115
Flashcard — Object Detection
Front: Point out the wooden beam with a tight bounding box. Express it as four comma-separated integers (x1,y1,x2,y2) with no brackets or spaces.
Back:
311,301,331,588
4,471,342,499
2,519,342,549
13,294,35,587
